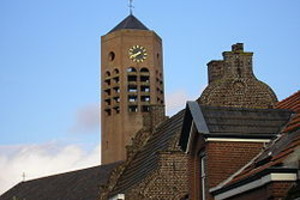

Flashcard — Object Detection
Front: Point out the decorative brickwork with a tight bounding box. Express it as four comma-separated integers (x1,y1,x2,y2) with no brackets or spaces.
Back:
198,43,278,109
100,130,190,200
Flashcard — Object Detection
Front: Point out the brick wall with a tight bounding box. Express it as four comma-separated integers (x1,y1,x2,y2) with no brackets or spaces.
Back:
206,141,264,200
124,151,189,200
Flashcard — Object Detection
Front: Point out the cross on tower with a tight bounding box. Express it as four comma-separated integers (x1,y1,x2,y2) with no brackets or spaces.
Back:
22,172,26,182
129,0,134,15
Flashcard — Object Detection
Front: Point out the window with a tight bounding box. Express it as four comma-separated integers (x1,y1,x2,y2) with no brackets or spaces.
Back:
113,68,119,74
108,52,115,61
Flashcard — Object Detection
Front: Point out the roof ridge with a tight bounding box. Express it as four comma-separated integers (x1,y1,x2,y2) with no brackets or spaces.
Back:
276,90,300,107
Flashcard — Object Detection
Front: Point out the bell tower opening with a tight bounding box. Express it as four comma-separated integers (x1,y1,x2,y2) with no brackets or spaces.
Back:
101,14,165,164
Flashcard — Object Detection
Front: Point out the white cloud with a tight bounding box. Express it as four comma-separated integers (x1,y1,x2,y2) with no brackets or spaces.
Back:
69,104,100,134
166,90,195,116
0,142,100,195
166,87,207,116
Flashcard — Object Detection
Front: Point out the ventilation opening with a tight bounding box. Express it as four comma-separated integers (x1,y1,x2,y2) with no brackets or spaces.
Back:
141,86,150,92
105,98,111,106
140,76,149,82
113,76,120,83
128,105,138,112
108,52,115,61
105,71,111,77
128,95,138,102
113,68,119,74
141,96,150,102
104,79,111,86
128,75,137,82
113,96,120,103
113,87,120,93
105,109,111,116
142,105,150,112
104,89,111,96
140,68,149,73
113,106,120,114
127,67,137,72
128,85,138,92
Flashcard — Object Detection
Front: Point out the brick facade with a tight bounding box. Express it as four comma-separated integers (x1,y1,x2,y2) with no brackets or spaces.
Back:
198,43,277,109
187,137,265,200
124,151,189,199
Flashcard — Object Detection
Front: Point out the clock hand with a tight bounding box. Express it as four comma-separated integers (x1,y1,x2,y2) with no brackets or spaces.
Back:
130,51,142,58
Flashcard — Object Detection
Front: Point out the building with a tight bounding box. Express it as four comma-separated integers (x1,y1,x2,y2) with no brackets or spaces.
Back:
0,14,299,200
101,14,166,164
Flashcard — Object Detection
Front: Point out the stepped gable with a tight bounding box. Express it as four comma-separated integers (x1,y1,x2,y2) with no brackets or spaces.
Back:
108,110,185,197
0,162,121,200
276,90,300,133
198,43,278,109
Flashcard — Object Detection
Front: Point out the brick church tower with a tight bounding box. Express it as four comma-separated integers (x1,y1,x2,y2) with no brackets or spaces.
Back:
101,14,165,164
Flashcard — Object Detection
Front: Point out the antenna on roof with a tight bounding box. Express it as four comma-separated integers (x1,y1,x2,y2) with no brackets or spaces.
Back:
128,0,134,15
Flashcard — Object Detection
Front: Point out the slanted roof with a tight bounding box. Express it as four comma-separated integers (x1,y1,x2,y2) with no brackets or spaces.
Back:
276,90,300,132
202,105,292,136
0,162,121,200
211,91,300,199
109,110,185,197
109,14,149,33
211,129,300,198
180,102,292,152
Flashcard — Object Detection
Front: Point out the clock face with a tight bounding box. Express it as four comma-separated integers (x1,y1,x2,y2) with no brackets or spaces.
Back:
128,45,147,62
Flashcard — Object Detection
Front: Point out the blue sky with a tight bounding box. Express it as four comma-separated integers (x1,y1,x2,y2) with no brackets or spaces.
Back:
0,0,299,194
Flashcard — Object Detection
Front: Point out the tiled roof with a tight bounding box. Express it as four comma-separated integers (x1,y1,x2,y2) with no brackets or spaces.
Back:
223,129,300,187
201,105,291,135
180,102,292,152
109,110,185,197
276,90,300,132
0,162,121,200
109,14,149,33
212,91,300,195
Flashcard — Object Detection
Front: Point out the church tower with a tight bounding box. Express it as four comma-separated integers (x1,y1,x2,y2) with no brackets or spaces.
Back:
101,14,165,164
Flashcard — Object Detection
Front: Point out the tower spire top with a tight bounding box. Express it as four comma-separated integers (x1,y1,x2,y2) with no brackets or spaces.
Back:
128,0,134,15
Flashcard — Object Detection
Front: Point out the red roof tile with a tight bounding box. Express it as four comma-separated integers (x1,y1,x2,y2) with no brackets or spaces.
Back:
214,91,300,193
276,91,300,132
